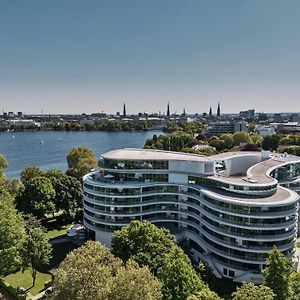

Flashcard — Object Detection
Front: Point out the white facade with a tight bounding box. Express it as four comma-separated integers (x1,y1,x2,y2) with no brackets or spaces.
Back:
255,125,276,137
5,119,40,127
83,149,299,283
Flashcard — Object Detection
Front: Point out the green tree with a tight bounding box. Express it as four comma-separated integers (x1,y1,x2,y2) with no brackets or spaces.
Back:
250,133,263,145
0,154,23,197
220,134,234,150
112,221,205,300
263,247,293,300
50,241,162,300
0,153,8,179
16,176,56,218
188,287,223,300
159,245,205,300
21,227,52,286
1,178,23,197
208,136,226,151
0,187,26,277
233,132,252,146
112,220,176,272
50,174,83,218
45,169,65,180
67,147,97,180
262,134,280,151
232,283,275,300
110,260,162,300
20,166,45,184
288,272,300,300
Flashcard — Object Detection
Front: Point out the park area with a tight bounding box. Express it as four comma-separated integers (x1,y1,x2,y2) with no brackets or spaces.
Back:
2,214,79,298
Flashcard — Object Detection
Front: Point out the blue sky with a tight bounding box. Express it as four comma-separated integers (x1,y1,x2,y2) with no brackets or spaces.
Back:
0,0,300,114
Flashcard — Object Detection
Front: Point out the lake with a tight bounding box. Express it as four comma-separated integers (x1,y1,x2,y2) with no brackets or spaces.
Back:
0,131,161,178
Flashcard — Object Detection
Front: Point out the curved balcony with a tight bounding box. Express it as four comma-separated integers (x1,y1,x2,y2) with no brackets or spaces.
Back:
200,216,297,242
83,193,297,230
200,227,295,253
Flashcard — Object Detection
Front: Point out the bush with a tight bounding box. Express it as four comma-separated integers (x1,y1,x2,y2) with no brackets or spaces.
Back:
0,280,26,300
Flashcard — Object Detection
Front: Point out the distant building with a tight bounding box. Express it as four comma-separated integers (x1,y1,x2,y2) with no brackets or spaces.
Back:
206,121,248,136
273,113,283,123
239,109,255,119
167,103,170,117
5,119,40,127
258,113,268,122
255,125,276,137
280,122,300,134
289,114,300,122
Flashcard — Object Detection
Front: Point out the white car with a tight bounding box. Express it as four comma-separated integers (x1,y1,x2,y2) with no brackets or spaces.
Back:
67,224,84,237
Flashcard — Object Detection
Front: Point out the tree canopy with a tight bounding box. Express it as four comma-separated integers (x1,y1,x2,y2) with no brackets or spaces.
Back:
112,221,205,300
67,147,97,180
112,220,176,272
20,166,45,184
21,226,52,286
188,287,224,300
288,272,300,300
263,247,293,300
231,283,275,300
0,153,8,179
50,241,162,300
50,174,82,218
16,176,56,218
0,187,26,277
262,134,280,151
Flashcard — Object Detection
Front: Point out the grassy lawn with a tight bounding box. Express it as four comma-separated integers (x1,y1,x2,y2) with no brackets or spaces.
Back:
3,242,78,296
44,214,74,240
4,269,51,296
46,225,69,240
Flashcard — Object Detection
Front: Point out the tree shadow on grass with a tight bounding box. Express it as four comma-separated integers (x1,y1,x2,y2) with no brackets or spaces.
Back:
38,242,78,273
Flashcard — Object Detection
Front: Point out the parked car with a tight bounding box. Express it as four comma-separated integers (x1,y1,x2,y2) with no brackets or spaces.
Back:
67,224,84,237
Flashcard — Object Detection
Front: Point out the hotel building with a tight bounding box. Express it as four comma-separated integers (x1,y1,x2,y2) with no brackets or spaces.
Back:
83,149,300,283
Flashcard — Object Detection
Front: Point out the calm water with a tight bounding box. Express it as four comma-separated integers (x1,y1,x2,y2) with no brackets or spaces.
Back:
0,131,161,178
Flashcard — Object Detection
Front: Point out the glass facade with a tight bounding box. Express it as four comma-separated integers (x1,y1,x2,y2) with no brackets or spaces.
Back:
83,152,299,282
101,159,168,170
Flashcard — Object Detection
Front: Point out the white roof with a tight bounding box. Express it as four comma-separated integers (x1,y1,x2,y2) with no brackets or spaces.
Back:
102,148,211,162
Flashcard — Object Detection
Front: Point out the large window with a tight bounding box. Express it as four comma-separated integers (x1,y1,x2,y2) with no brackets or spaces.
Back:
101,159,168,170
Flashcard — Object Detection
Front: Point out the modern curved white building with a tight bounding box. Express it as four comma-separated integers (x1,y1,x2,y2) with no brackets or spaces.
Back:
83,149,300,283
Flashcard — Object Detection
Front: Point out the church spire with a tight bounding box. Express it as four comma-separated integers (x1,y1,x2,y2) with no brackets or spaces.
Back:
123,102,126,117
217,102,221,117
167,102,170,117
209,107,212,118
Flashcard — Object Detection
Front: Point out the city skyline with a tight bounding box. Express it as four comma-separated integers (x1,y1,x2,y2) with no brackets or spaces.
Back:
1,0,300,114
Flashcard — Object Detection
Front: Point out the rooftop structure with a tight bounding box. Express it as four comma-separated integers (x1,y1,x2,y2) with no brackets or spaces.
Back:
83,149,300,283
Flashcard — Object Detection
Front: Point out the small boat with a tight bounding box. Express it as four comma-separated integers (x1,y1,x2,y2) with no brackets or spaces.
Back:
40,140,44,145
